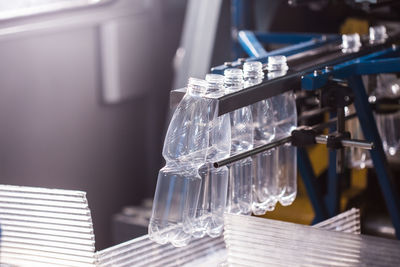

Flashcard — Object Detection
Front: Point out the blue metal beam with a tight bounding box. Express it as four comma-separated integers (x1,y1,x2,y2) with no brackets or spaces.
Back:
300,46,400,238
302,47,400,90
297,148,329,223
231,0,250,59
211,32,340,74
238,30,268,58
255,32,337,44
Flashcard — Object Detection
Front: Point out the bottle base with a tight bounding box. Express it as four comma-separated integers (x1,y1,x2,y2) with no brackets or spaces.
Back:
252,199,277,215
148,220,192,247
279,193,297,206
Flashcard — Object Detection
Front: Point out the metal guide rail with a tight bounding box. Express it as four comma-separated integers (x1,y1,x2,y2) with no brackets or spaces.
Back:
170,29,400,116
213,112,374,168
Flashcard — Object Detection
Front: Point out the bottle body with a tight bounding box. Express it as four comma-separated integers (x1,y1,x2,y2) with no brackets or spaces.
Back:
272,92,298,206
252,94,277,214
193,110,231,238
252,148,278,214
346,105,372,169
149,78,210,246
373,75,400,156
194,163,229,238
227,106,254,215
224,68,254,216
192,74,231,238
162,92,210,164
149,165,201,247
248,66,277,214
277,143,297,206
376,112,400,156
261,56,298,208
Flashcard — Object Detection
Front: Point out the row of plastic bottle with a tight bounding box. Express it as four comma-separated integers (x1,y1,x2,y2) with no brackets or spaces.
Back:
149,56,297,247
348,74,400,169
343,26,400,167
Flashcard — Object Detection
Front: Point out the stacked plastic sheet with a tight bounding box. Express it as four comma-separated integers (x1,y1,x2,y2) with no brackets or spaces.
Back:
0,184,397,267
95,234,226,267
313,207,360,234
94,209,361,267
224,212,400,266
0,185,96,267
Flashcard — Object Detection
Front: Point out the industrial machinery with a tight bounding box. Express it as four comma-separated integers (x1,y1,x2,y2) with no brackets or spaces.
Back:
162,0,400,256
170,25,400,232
1,0,400,266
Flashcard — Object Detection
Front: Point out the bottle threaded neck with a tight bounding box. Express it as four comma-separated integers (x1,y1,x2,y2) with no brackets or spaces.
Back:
187,77,208,96
267,56,288,72
369,25,387,44
342,33,361,53
205,74,225,95
243,61,264,79
224,68,243,92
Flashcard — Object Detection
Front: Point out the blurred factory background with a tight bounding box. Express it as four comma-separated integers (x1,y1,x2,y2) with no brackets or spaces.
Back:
0,0,399,251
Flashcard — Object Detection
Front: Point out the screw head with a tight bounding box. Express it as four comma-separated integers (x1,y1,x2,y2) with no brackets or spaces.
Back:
313,70,323,76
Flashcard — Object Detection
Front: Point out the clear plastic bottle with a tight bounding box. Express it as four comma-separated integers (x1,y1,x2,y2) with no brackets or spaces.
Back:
374,74,400,156
192,74,231,238
224,68,254,215
267,56,298,207
346,104,372,169
369,25,388,44
243,62,277,215
342,33,361,53
149,78,211,247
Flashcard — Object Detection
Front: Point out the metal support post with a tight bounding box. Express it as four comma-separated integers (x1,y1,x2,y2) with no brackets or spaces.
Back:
326,111,340,217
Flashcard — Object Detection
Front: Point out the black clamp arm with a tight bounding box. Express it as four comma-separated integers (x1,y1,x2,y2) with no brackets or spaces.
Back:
321,80,354,108
326,132,351,149
291,127,317,148
371,97,400,114
292,127,353,150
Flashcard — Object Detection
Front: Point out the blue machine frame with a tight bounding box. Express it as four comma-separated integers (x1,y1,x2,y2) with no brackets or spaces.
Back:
303,46,400,238
223,29,400,238
211,31,340,74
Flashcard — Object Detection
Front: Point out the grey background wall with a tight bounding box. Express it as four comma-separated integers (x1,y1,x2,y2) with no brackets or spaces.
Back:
0,0,186,250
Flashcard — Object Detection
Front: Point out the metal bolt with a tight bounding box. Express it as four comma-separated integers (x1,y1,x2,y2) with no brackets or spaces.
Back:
224,61,233,67
344,96,350,102
313,70,323,76
368,95,377,103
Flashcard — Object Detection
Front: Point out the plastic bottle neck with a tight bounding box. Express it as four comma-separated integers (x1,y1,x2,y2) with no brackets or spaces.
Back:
224,68,244,93
243,61,264,79
369,25,388,44
187,77,207,96
205,74,225,96
243,61,264,87
342,33,361,53
266,56,288,79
